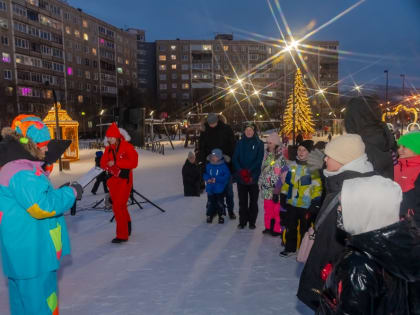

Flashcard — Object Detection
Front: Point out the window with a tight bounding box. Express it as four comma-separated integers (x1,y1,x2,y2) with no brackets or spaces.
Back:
181,64,189,71
182,55,188,61
74,30,80,38
183,45,189,52
85,71,90,79
1,36,8,45
159,55,166,61
15,37,29,49
125,59,129,65
181,74,189,80
31,72,42,82
84,58,90,66
66,52,72,62
171,73,177,80
159,84,167,90
83,33,88,41
117,67,123,74
171,93,177,99
171,64,177,70
93,72,98,80
41,45,51,55
267,91,274,97
2,52,10,63
159,74,166,80
52,62,63,72
12,3,26,17
4,69,11,80
159,64,166,71
182,83,189,89
40,30,50,40
171,83,177,89
52,48,63,58
159,45,166,51
250,54,259,61
119,78,123,85
0,1,6,11
182,93,189,99
76,56,81,64
86,83,91,91
223,46,229,51
92,48,97,55
65,26,70,34
82,20,88,28
171,45,176,50
171,55,176,60
202,45,212,51
78,95,83,103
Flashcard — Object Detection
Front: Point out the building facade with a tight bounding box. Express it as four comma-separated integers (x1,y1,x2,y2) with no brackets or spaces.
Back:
0,0,140,134
155,35,339,123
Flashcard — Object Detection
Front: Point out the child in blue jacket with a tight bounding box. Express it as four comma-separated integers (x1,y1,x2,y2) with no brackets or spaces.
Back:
0,115,82,315
203,148,231,224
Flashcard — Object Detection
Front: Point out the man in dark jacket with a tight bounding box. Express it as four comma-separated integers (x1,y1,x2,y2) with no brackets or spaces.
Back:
344,96,397,179
298,134,375,310
317,176,420,315
199,113,236,218
233,123,264,229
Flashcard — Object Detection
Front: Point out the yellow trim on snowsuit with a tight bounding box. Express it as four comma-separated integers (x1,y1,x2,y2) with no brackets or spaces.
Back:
281,162,322,209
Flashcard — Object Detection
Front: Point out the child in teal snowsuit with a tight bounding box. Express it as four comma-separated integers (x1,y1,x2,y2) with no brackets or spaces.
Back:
0,115,81,315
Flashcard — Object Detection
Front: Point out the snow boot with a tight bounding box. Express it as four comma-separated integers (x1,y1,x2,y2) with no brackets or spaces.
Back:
237,223,245,229
207,216,213,223
262,229,271,234
228,212,237,220
249,223,256,230
218,216,224,224
111,238,128,244
269,219,281,236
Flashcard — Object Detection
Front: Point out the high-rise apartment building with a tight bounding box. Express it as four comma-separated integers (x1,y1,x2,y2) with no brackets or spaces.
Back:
0,0,140,132
155,35,339,120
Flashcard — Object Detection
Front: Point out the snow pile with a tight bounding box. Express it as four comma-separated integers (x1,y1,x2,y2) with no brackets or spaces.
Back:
0,141,312,314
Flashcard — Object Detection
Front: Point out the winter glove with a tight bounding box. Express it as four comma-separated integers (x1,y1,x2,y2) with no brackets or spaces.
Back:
70,182,83,200
239,169,252,184
280,194,287,209
107,165,121,177
119,169,130,179
272,193,280,204
307,149,325,171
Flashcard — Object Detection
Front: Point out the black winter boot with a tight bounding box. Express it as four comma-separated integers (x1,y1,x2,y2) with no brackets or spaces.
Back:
218,216,224,224
207,216,213,223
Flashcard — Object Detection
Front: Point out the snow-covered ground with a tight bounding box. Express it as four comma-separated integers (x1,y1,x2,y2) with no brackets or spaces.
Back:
0,141,313,315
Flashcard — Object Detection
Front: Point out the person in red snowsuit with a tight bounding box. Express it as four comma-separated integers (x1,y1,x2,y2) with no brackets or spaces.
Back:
100,123,138,243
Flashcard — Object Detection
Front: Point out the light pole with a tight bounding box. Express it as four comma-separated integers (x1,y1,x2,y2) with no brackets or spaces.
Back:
99,109,105,140
45,81,62,171
401,74,405,135
384,70,389,105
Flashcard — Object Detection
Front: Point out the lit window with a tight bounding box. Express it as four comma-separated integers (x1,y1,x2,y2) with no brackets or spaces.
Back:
92,48,97,55
82,20,88,28
125,59,129,65
267,91,274,97
67,67,73,75
74,30,80,37
202,45,211,51
2,52,10,63
223,46,229,51
159,55,166,61
171,45,176,50
159,64,166,71
171,64,176,70
85,71,90,79
83,33,88,41
65,26,70,34
117,67,123,74
78,95,83,103
171,55,176,60
182,83,189,89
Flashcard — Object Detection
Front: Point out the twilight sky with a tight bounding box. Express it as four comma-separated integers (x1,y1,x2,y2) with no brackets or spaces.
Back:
69,0,420,91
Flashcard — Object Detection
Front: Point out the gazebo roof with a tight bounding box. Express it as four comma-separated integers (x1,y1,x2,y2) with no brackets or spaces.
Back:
43,103,79,126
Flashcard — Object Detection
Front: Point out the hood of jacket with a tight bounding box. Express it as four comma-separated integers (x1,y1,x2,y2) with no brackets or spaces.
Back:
324,153,374,178
0,128,43,167
344,96,382,133
348,218,420,281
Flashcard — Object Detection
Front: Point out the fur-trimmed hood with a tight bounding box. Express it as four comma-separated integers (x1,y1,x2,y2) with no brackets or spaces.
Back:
0,128,44,166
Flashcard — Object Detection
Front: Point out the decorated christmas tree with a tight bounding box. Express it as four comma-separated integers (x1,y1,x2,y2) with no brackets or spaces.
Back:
282,68,315,137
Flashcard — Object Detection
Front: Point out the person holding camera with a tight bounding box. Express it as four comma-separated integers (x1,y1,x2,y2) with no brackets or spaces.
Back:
101,123,138,243
0,115,82,315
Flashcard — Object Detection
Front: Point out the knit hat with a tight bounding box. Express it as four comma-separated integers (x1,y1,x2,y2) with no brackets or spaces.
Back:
298,140,314,153
188,151,195,159
266,132,281,146
11,114,51,147
211,148,223,160
207,113,218,125
341,175,401,235
244,123,256,131
95,151,103,158
324,134,365,165
105,122,121,138
398,131,420,155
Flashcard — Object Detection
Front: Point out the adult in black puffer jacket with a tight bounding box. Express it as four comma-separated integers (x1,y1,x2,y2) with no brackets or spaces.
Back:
344,96,397,179
317,176,420,315
298,135,375,310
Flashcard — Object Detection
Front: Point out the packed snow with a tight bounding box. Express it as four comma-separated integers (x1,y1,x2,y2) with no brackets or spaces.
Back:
0,141,313,315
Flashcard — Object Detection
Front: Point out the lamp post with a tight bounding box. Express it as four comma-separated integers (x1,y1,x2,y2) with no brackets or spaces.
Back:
45,81,62,171
99,109,105,140
384,70,389,105
401,74,405,135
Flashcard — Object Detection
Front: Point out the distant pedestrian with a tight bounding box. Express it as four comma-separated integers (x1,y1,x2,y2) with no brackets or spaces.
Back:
233,123,264,229
327,133,332,142
182,151,201,197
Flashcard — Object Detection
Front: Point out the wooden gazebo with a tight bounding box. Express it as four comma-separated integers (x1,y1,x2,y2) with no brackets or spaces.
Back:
43,103,79,161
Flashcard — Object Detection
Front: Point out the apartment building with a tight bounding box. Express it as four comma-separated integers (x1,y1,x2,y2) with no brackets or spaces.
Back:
155,35,339,120
0,0,139,132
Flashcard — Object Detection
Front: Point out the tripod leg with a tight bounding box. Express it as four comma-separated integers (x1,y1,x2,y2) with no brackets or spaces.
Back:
132,190,166,212
110,215,115,223
92,198,105,209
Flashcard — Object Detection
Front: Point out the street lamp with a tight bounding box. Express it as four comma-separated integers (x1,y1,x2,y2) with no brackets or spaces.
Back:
99,108,105,140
